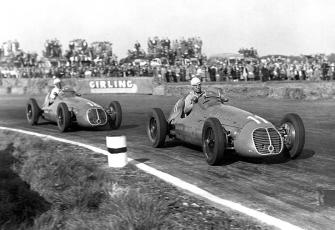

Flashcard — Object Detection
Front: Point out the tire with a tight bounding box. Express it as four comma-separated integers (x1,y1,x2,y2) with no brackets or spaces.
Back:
109,101,122,129
280,113,305,159
57,103,71,132
26,98,41,125
202,118,227,165
147,108,168,147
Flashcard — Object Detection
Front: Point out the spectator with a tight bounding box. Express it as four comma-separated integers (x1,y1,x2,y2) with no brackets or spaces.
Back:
209,66,216,81
312,65,321,81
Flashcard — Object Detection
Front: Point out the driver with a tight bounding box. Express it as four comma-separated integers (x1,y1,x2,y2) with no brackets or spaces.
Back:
48,77,63,105
184,77,204,115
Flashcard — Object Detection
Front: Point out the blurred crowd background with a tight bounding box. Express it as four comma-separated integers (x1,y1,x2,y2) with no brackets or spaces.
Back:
1,38,335,82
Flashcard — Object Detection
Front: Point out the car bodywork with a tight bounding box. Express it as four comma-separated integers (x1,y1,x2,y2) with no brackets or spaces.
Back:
26,87,121,132
167,91,284,158
41,88,110,128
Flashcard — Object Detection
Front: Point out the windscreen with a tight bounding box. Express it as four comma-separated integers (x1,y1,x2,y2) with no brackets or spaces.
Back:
60,87,77,97
199,91,223,108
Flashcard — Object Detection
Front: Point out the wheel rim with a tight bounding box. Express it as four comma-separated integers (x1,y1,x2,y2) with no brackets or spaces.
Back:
58,109,64,127
204,127,215,160
149,117,158,140
282,122,296,150
27,104,32,120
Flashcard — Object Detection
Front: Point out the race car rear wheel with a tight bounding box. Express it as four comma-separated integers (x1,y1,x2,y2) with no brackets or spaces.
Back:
109,101,122,129
147,108,168,148
202,118,227,165
280,113,305,159
26,98,41,125
57,103,71,132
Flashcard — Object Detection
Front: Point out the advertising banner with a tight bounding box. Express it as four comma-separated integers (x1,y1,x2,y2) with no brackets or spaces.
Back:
88,77,153,94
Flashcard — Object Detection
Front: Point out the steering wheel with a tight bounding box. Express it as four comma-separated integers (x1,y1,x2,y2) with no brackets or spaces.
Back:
57,89,64,96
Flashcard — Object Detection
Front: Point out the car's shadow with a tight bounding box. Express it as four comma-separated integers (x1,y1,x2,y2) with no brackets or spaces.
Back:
37,123,140,132
37,121,54,125
296,148,316,160
240,154,290,164
118,124,140,130
163,140,315,166
85,124,140,131
163,140,240,166
163,139,182,148
224,148,316,165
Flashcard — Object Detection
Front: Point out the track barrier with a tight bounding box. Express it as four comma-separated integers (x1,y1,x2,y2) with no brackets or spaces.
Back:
0,77,334,99
106,135,128,168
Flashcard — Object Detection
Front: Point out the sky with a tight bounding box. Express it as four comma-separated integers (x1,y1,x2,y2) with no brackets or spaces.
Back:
1,0,335,58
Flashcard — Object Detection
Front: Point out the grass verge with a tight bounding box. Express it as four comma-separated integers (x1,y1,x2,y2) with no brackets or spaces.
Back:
0,130,270,230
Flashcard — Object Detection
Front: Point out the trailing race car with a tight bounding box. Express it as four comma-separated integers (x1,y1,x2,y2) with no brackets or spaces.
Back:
146,90,305,165
26,87,122,132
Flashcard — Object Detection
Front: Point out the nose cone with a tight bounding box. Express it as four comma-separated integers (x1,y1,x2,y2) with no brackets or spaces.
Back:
234,120,282,157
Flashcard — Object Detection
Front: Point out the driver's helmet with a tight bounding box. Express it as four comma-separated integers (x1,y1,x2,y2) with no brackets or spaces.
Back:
53,78,61,85
190,77,201,86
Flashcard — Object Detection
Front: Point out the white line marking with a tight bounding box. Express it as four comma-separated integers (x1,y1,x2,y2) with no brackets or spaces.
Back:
255,115,269,124
247,116,261,124
0,126,304,230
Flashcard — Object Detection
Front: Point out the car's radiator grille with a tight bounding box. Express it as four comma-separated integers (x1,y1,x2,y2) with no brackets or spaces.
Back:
267,128,282,153
87,108,107,125
252,128,282,155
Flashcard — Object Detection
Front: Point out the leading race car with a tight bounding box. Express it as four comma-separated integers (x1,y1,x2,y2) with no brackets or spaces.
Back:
26,87,122,132
146,90,305,165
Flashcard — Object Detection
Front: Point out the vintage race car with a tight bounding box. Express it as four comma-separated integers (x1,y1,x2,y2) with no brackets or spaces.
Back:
146,91,305,165
26,87,122,132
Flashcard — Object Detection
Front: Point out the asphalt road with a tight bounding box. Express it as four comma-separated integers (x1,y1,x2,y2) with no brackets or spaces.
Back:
0,94,334,230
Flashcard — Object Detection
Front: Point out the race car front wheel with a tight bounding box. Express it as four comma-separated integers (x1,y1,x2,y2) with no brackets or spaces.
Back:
109,101,122,129
26,98,41,125
202,118,227,165
280,113,305,159
57,103,71,132
147,108,168,148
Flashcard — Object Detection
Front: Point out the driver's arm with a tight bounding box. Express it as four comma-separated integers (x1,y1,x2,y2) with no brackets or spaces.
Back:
184,93,195,114
49,89,56,99
50,88,60,99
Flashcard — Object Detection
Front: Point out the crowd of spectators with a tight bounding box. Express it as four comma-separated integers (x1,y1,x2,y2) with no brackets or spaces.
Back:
199,55,335,82
1,39,335,82
118,53,335,82
147,36,203,60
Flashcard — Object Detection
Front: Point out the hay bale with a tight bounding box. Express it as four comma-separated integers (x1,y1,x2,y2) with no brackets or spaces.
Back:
11,87,26,95
285,88,305,100
0,87,10,95
152,85,165,95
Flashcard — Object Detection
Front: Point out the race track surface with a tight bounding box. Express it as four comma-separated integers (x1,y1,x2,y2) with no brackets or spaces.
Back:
0,94,334,230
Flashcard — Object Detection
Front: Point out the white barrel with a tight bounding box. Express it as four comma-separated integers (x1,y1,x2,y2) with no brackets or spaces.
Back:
106,136,128,168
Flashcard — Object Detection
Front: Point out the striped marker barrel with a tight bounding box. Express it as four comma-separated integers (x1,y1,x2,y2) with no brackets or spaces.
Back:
106,136,128,168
